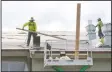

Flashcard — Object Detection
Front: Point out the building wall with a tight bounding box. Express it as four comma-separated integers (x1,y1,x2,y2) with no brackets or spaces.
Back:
2,50,111,71
87,59,111,71
2,56,31,71
2,56,111,71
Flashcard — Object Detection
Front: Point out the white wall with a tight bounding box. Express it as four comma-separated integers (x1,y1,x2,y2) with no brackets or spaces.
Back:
2,57,30,71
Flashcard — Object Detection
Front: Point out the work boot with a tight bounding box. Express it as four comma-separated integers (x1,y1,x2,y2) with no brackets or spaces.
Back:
100,37,104,45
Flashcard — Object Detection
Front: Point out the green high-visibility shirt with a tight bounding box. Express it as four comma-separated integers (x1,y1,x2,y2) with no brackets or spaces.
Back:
96,21,103,31
23,21,37,32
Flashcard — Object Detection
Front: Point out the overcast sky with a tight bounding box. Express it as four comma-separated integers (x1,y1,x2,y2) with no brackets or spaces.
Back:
2,1,111,32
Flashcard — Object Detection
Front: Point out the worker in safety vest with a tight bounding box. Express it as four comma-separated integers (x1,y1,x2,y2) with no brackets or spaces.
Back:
22,17,37,46
95,18,104,45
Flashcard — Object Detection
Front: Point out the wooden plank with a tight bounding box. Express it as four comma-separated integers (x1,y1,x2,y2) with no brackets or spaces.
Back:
16,28,67,40
75,3,81,59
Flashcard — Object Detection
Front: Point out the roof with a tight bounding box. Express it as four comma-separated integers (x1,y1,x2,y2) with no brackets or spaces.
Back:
2,31,111,52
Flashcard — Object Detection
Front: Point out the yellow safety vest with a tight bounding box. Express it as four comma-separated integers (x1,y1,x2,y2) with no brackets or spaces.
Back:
96,21,103,30
23,21,37,32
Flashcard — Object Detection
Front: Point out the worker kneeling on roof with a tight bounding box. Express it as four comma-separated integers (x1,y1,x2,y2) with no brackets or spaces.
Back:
22,17,37,46
95,18,104,45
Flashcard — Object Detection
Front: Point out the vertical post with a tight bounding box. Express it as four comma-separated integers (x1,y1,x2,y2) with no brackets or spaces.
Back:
75,3,81,59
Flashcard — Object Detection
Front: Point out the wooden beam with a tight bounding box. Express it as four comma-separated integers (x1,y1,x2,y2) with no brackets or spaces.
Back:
75,3,81,59
16,28,66,40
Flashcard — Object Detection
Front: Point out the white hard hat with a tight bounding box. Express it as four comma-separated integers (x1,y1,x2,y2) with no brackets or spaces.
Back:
29,17,35,21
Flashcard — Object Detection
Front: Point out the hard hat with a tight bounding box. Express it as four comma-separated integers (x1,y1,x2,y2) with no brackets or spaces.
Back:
29,17,35,21
97,18,101,21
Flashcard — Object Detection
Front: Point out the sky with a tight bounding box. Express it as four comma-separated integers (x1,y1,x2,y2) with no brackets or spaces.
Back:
2,1,111,32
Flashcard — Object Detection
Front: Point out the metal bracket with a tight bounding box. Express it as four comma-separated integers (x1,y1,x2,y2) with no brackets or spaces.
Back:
30,50,35,58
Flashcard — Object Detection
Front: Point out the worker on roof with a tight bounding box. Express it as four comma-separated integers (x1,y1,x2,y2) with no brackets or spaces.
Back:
95,18,104,45
22,17,37,46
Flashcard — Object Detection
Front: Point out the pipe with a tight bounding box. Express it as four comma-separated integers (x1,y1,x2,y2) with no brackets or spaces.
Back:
79,65,89,72
52,66,64,72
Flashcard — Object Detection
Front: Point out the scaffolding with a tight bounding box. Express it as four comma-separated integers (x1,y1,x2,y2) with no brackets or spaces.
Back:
44,40,93,67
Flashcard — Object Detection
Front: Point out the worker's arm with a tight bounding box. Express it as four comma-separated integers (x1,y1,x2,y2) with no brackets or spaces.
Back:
22,22,29,29
96,21,103,28
95,21,100,27
34,22,37,32
95,25,98,27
